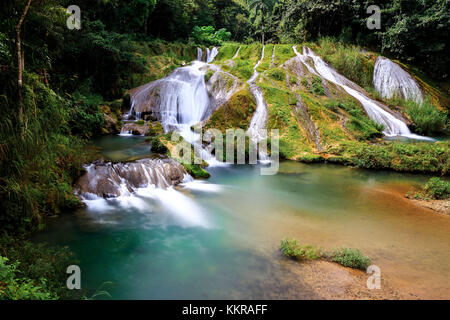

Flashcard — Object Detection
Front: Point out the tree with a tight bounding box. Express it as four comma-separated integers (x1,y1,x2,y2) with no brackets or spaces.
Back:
247,0,277,45
16,0,32,134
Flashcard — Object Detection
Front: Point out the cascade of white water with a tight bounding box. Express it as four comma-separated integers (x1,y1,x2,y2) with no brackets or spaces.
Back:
130,61,210,132
373,57,423,103
293,46,433,141
247,46,270,161
75,158,187,199
232,46,241,59
197,47,204,61
206,47,219,63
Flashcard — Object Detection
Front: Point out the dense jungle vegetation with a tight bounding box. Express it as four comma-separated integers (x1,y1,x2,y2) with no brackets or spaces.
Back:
0,0,448,299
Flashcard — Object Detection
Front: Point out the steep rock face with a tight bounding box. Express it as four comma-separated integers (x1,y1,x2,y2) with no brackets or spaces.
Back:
205,65,240,117
74,157,187,199
373,57,424,103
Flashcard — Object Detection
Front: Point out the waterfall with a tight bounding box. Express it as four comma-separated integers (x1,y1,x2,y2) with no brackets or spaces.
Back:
126,52,236,165
130,61,211,132
206,47,219,63
373,57,424,103
247,45,270,161
270,45,276,68
74,158,188,199
293,46,433,141
232,46,241,59
197,47,203,61
74,158,211,228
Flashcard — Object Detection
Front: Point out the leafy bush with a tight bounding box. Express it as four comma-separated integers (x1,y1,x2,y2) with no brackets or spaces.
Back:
405,98,448,136
424,177,450,200
0,234,82,300
329,248,371,270
148,135,169,154
0,256,57,300
280,238,372,270
69,92,105,139
280,238,321,260
191,26,231,46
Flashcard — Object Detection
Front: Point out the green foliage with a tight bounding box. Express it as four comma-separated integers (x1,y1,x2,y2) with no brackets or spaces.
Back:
275,0,448,80
311,76,324,96
280,238,371,270
0,234,82,300
69,92,105,139
267,68,285,81
183,164,211,179
328,141,449,175
0,73,88,233
280,238,321,260
329,248,371,270
191,26,231,46
204,69,215,82
424,177,450,200
148,135,169,154
0,256,57,300
326,100,384,140
405,98,448,136
314,38,375,89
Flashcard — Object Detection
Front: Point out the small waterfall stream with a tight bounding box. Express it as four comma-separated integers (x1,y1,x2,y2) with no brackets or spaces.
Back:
232,46,241,59
247,45,270,161
293,46,433,141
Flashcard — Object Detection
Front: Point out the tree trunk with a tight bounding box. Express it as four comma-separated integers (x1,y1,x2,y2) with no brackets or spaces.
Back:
16,0,32,133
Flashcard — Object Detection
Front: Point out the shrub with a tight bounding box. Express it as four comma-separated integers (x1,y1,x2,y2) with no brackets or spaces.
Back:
424,177,450,200
329,248,371,270
280,238,321,260
0,234,82,300
0,256,57,300
148,135,169,154
191,26,231,46
405,98,448,136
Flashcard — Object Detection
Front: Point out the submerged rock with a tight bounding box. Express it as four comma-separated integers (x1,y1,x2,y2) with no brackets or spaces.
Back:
121,122,149,136
74,157,188,199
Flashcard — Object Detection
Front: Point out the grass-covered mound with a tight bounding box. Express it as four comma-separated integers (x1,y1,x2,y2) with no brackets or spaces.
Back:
327,141,449,175
204,89,256,131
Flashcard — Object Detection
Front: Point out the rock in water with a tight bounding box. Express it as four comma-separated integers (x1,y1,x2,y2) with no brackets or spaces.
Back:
373,57,423,103
74,157,188,199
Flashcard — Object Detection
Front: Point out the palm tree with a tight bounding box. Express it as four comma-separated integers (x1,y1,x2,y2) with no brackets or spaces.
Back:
247,0,276,45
